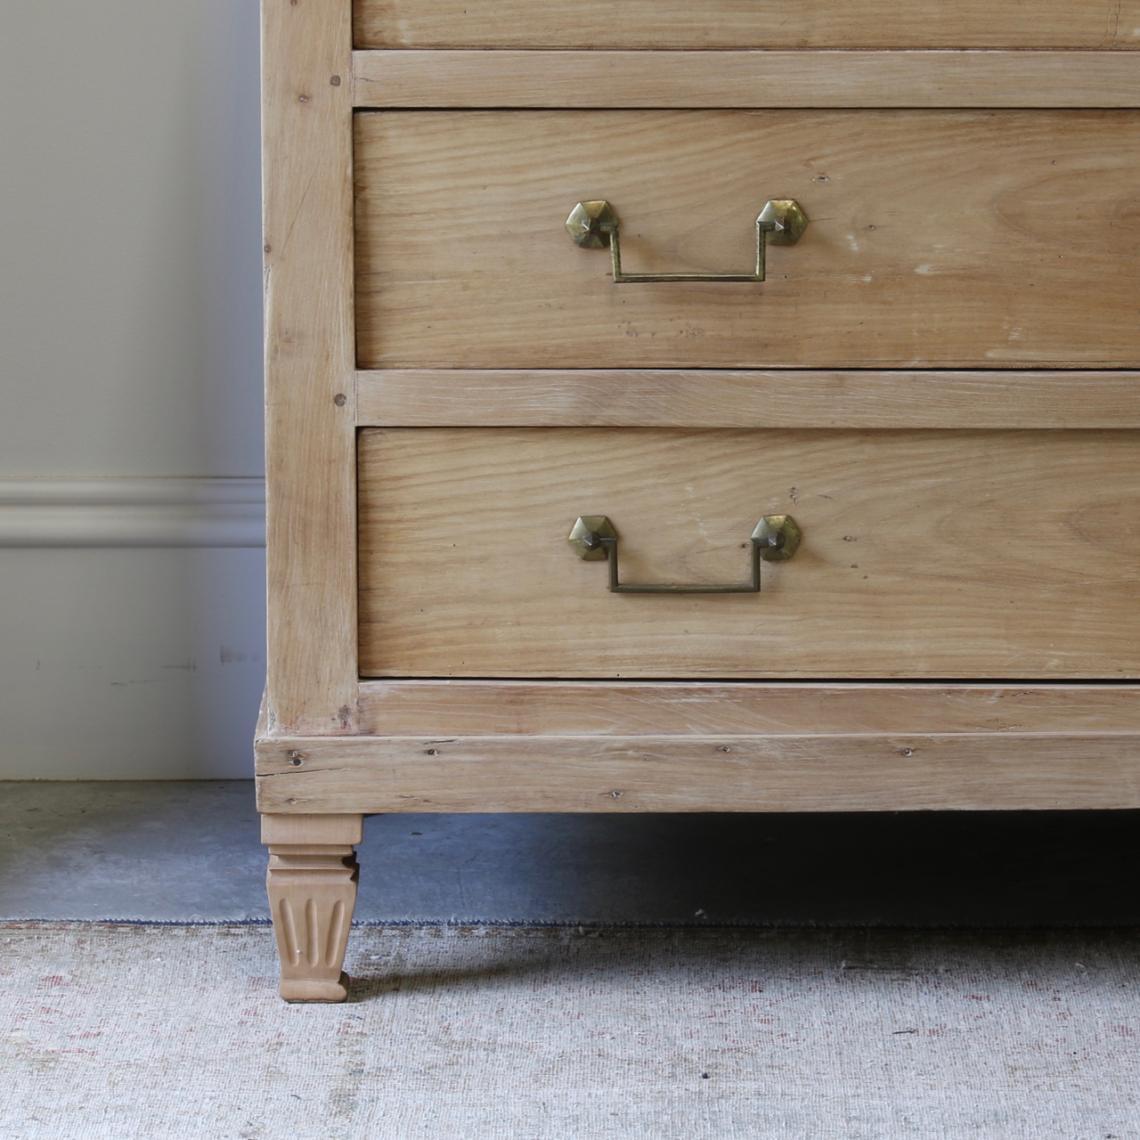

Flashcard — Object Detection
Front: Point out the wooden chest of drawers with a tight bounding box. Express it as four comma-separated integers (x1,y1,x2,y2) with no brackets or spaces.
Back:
257,0,1140,1000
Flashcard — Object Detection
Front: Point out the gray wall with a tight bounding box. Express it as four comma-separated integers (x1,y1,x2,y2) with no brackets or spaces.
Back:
0,2,265,776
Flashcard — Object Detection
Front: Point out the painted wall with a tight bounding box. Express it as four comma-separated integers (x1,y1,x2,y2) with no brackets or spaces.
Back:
0,2,265,777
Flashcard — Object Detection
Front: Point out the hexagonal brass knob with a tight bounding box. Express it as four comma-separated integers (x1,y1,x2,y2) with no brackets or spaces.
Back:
568,514,801,593
565,200,619,249
567,514,617,561
752,514,802,561
757,199,809,246
565,198,807,282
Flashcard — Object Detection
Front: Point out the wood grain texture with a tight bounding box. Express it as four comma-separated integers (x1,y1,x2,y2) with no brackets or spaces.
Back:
354,111,1140,369
255,733,1140,813
355,682,1140,737
357,428,1140,679
353,0,1140,49
356,371,1140,429
263,0,358,733
352,50,1140,109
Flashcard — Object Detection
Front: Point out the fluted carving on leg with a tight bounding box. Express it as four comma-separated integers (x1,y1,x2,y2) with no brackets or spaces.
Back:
263,815,363,1002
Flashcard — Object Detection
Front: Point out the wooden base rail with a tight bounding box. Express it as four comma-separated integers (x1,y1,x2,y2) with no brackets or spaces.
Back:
256,732,1140,814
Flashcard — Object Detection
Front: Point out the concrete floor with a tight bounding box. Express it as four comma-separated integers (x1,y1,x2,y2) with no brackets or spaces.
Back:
2,781,1139,925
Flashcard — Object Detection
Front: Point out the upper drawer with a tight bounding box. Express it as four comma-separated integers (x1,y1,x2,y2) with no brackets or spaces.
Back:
354,110,1140,370
354,0,1140,49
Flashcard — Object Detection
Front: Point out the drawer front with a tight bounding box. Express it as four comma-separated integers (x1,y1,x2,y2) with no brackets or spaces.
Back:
354,111,1140,370
357,428,1140,679
354,0,1140,49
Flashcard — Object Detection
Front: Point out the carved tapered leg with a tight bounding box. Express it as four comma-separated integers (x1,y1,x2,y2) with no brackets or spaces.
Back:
262,814,363,1002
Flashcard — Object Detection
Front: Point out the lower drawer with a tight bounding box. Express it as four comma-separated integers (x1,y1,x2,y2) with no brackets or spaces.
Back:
357,428,1140,679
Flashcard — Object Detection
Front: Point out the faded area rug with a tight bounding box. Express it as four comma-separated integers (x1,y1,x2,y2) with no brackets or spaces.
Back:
2,923,1139,1139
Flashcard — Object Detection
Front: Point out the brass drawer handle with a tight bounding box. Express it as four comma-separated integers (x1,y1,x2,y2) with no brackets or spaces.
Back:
565,199,808,284
568,514,801,594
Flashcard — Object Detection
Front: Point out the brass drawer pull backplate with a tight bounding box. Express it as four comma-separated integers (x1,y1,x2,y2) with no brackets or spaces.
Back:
565,199,808,283
568,514,802,594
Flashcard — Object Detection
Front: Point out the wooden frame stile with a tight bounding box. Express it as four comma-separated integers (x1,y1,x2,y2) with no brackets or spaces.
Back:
262,0,357,738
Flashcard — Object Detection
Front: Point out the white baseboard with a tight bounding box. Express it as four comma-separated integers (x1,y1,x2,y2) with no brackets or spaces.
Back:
0,477,265,548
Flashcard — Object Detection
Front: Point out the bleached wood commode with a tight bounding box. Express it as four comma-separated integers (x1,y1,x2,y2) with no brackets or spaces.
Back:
258,0,1140,1000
